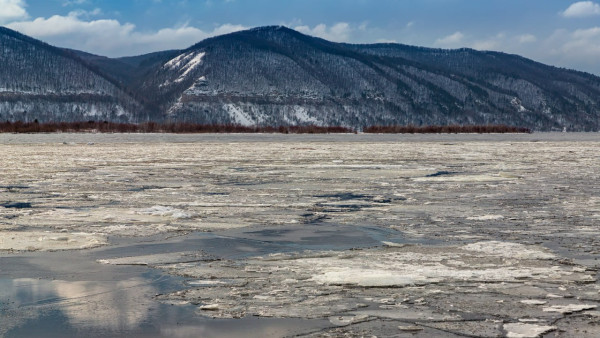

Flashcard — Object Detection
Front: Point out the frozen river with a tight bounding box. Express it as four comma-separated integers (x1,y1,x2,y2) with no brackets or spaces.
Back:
1,133,599,337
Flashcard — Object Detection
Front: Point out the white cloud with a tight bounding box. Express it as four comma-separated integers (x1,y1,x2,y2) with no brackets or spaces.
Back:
208,23,247,36
8,13,133,39
6,11,247,57
433,29,600,73
469,33,507,51
471,39,498,51
295,22,352,42
434,32,538,52
0,0,28,24
434,32,464,47
555,27,600,59
562,1,600,18
63,0,88,6
517,34,537,44
68,8,103,18
510,27,600,74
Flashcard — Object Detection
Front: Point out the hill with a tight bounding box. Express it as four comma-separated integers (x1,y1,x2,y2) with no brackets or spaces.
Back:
0,27,140,123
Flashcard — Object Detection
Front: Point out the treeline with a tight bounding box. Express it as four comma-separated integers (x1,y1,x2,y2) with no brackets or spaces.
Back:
0,121,531,134
363,124,532,134
0,121,353,134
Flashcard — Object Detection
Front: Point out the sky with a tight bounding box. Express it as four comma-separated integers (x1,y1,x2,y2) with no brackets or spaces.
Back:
1,0,600,75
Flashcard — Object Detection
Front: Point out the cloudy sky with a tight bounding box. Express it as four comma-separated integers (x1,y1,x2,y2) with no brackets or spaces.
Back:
2,0,600,74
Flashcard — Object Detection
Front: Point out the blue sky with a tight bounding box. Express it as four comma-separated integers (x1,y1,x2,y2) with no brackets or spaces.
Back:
2,0,600,74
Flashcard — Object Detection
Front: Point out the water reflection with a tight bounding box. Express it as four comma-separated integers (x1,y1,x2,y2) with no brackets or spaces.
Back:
1,277,328,337
0,222,396,337
53,278,156,329
1,277,156,335
159,318,330,338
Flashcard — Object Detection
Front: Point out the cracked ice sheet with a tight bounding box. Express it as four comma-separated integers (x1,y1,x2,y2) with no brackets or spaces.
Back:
2,134,600,336
155,241,595,321
2,136,600,250
291,242,589,287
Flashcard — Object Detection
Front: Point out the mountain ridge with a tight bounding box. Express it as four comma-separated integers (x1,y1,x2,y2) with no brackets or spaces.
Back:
1,25,599,131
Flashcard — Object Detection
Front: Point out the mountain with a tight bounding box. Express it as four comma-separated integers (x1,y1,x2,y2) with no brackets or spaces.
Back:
2,25,600,131
0,27,140,122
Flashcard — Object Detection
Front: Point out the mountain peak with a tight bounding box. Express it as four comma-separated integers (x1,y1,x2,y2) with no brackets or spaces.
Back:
248,25,290,32
225,25,307,41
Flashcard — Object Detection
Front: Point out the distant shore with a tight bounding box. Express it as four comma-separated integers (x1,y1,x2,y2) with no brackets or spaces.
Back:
2,131,598,146
0,121,531,134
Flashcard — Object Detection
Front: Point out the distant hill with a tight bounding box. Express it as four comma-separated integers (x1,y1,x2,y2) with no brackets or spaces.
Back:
2,25,599,131
0,27,140,123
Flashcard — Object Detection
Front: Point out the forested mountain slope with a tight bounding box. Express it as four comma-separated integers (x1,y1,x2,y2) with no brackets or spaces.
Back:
0,27,140,122
2,25,599,131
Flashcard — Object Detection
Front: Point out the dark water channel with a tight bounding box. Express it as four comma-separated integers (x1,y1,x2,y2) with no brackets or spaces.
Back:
0,223,417,337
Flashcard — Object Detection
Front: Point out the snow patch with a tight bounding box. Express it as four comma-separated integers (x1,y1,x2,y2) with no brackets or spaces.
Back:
224,104,255,126
164,53,194,70
511,97,528,113
85,105,100,117
166,98,184,116
114,105,127,117
162,51,206,86
174,52,205,83
183,77,208,95
293,106,320,124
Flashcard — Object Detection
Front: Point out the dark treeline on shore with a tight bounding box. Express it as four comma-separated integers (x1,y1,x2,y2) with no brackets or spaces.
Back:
363,124,532,134
0,121,531,134
0,121,353,134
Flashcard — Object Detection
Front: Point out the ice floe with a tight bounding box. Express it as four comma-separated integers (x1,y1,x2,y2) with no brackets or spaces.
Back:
97,251,210,266
462,241,556,260
0,231,107,251
503,323,556,338
137,205,192,219
543,304,597,314
467,214,505,221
